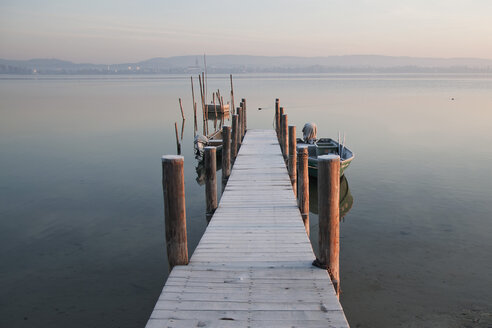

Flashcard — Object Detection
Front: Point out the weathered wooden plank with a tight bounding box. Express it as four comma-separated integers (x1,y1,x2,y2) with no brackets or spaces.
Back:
149,309,347,322
154,300,340,311
167,269,330,280
163,280,329,288
147,318,347,328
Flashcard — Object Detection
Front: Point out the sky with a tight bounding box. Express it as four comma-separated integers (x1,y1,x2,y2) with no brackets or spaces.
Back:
1,0,492,63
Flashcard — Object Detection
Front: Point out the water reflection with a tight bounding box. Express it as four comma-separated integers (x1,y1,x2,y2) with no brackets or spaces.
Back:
196,111,229,136
309,175,353,219
207,110,230,121
2,74,492,328
195,157,222,186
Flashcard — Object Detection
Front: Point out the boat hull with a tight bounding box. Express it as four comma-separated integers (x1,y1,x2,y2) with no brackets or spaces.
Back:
307,157,353,177
205,104,230,114
297,137,354,177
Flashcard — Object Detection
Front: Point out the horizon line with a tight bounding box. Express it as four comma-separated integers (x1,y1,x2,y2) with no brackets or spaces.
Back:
2,54,492,66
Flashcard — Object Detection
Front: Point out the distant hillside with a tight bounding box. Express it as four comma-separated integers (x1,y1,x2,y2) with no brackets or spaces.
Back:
137,55,492,69
1,55,492,74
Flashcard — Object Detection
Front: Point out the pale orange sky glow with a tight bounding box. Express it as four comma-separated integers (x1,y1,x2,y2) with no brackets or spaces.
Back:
1,0,492,63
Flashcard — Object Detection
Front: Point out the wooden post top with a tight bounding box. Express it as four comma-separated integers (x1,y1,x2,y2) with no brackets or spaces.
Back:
162,155,184,162
318,154,340,161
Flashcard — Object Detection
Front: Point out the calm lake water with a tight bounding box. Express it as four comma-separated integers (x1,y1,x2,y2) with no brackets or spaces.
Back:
1,73,491,328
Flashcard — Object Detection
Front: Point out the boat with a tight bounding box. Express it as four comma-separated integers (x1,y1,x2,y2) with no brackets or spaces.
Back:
297,138,354,177
205,103,230,114
296,123,354,177
194,129,223,160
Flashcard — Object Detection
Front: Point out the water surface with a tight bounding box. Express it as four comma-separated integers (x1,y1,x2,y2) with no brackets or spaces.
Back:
1,73,491,327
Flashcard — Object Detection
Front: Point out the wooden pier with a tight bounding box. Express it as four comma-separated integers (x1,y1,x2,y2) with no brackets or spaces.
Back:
148,130,349,327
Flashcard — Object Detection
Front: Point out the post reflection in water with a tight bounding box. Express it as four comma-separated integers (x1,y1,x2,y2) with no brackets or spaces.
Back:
195,157,222,186
309,174,354,219
206,111,230,134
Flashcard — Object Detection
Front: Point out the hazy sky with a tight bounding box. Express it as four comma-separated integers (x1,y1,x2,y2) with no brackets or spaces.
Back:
1,0,492,63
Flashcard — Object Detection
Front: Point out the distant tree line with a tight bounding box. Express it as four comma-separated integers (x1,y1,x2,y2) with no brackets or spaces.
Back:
1,64,491,75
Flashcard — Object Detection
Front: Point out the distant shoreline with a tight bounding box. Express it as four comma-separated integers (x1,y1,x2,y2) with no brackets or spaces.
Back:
2,55,492,75
2,71,492,77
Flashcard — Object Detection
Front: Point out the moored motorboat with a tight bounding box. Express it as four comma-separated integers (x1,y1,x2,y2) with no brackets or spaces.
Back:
297,123,354,177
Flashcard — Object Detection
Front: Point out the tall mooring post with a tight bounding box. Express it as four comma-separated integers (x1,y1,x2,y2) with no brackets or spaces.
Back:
231,114,239,165
238,105,244,142
161,155,188,271
204,147,218,222
297,145,309,236
241,98,247,134
279,107,285,144
281,114,288,163
222,125,231,191
237,107,242,148
318,154,340,296
288,125,297,196
174,122,181,155
275,99,280,136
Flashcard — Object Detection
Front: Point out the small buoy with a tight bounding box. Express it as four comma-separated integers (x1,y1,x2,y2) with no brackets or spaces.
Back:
451,98,455,100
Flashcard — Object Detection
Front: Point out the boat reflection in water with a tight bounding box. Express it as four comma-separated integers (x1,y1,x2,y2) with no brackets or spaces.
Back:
195,159,222,186
308,175,353,220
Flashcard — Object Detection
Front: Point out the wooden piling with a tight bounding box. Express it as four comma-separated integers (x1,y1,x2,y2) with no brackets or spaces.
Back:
231,114,239,165
213,94,217,130
318,154,340,296
174,122,181,155
275,99,280,136
161,155,188,271
222,125,231,191
230,74,235,115
237,105,241,137
191,77,197,136
239,103,245,140
297,145,309,236
193,103,197,137
242,98,247,133
179,98,186,121
288,125,297,196
204,147,218,222
237,107,243,147
279,107,285,143
198,74,207,135
281,114,288,163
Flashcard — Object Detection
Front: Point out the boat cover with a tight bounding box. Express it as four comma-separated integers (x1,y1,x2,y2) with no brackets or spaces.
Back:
302,123,317,144
194,134,209,158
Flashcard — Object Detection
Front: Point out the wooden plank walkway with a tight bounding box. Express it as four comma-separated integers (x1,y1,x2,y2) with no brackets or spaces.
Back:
147,129,349,328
